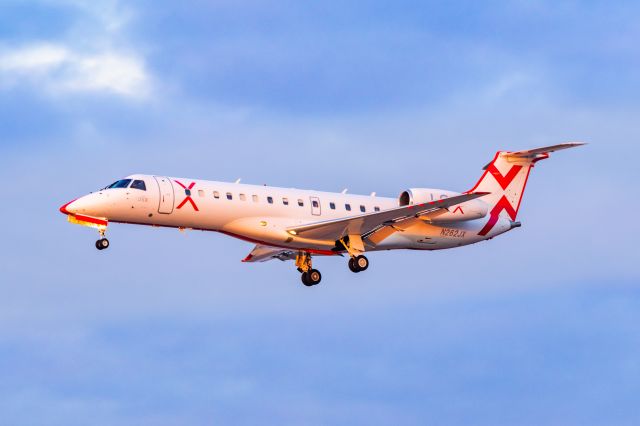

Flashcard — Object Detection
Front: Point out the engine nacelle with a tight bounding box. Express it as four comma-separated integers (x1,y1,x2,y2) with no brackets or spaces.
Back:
398,188,488,222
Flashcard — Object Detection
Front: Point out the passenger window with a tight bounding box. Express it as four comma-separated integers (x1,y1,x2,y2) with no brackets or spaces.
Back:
298,199,304,207
130,180,146,191
374,206,381,212
312,200,319,208
198,190,205,197
252,195,258,202
360,205,366,212
240,194,246,201
226,193,233,200
330,202,336,210
283,197,289,205
213,191,220,199
345,204,351,211
267,196,274,204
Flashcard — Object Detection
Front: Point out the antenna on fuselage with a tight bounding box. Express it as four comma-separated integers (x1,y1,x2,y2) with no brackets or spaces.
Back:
341,188,348,194
235,178,242,184
370,192,376,197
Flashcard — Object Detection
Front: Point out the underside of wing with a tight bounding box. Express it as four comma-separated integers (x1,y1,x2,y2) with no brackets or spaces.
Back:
242,245,297,262
287,192,489,243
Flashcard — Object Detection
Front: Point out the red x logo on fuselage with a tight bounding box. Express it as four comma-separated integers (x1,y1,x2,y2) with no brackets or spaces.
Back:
174,180,199,211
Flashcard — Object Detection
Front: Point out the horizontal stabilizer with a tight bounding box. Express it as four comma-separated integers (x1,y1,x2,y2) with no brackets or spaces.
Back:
505,142,586,159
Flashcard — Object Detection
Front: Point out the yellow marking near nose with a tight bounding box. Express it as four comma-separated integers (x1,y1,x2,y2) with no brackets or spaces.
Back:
67,215,107,231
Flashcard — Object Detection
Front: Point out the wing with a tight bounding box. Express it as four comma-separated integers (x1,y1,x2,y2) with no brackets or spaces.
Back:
287,192,490,242
242,245,297,263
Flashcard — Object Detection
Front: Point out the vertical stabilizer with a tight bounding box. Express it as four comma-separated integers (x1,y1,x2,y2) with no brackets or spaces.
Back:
468,143,584,236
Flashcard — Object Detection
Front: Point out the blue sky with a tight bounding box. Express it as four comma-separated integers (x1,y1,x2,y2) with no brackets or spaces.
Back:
0,1,639,425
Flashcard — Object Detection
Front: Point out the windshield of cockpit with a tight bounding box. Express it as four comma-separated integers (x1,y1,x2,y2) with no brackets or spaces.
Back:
103,179,146,190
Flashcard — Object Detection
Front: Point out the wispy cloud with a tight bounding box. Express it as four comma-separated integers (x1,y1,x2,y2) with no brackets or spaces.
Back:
0,0,149,99
0,43,149,98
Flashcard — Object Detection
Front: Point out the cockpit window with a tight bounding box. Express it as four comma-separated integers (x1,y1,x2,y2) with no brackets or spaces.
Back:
130,180,146,191
107,179,132,189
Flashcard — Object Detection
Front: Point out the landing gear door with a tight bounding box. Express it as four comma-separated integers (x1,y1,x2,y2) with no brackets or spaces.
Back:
154,176,174,214
310,196,321,216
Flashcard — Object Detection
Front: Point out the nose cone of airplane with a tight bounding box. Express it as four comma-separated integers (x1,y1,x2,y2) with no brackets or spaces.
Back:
59,199,78,215
59,193,108,217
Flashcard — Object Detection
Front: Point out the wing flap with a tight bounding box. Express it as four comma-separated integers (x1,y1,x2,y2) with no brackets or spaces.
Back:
242,245,296,263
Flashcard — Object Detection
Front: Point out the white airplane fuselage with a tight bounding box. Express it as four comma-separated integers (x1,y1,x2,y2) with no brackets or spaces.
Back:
61,175,506,254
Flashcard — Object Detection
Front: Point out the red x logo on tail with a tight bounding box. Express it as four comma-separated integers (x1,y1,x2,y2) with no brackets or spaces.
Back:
174,180,199,211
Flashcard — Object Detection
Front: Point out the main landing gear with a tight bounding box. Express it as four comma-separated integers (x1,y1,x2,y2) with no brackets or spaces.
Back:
338,236,369,274
95,228,109,251
296,252,321,287
348,255,369,273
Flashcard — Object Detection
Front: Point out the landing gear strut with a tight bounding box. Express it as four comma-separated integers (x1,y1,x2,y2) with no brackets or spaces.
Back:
296,252,321,287
348,255,369,273
95,228,109,251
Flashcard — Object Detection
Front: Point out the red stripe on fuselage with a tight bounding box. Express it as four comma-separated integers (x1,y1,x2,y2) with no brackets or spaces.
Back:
74,214,108,226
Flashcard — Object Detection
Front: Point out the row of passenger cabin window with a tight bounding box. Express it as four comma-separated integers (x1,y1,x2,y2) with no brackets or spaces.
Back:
209,191,380,212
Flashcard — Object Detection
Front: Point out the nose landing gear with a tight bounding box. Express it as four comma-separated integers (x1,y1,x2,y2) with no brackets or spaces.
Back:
95,238,110,250
296,252,321,287
95,229,110,251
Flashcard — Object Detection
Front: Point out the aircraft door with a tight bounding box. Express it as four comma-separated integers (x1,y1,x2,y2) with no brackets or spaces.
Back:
154,176,175,214
310,196,321,216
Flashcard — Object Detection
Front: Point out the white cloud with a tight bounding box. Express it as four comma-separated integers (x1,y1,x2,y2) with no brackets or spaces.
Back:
0,43,149,98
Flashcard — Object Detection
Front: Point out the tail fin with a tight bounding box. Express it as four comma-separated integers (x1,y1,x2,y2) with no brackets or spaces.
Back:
468,143,585,236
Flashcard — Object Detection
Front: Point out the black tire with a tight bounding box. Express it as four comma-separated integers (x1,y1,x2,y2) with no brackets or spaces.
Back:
307,269,322,285
301,272,313,287
348,258,360,273
355,255,369,271
98,238,109,250
95,240,103,250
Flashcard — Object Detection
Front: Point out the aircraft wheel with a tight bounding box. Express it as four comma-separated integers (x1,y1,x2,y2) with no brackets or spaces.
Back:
307,269,322,285
96,238,109,250
301,272,313,287
348,258,360,273
355,255,369,271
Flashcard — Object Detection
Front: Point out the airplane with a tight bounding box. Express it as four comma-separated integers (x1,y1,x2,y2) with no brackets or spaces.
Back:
59,143,584,286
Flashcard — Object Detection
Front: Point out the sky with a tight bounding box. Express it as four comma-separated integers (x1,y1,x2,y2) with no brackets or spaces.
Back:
0,0,639,424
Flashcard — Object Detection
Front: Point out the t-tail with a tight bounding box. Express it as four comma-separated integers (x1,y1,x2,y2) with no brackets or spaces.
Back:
468,143,585,236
